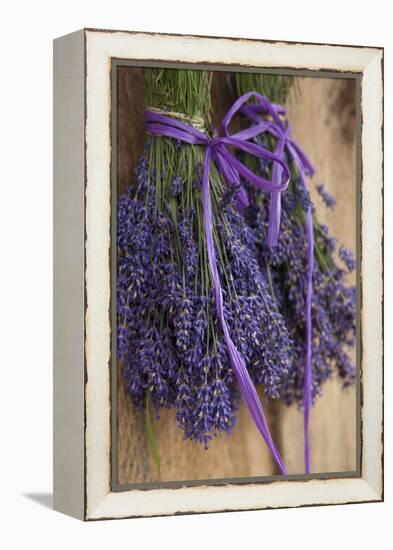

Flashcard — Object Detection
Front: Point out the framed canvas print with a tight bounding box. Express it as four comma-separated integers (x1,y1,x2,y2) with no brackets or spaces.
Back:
53,28,383,521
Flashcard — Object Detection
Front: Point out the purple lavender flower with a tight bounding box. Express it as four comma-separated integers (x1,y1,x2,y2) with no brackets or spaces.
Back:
174,297,194,353
317,183,336,209
339,245,356,272
117,324,130,358
117,145,297,445
171,176,183,196
293,177,313,212
192,379,237,448
243,179,356,405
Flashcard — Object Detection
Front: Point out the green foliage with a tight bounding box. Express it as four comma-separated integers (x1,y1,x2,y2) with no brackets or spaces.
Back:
144,67,212,121
234,72,293,105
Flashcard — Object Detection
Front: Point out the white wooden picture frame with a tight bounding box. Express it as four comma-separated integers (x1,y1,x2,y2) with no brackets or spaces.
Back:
53,28,383,521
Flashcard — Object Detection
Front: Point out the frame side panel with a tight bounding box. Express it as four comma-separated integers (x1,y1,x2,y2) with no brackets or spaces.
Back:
360,51,384,498
53,29,86,520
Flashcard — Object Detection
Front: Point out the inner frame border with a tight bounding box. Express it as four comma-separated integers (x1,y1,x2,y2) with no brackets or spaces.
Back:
110,58,362,493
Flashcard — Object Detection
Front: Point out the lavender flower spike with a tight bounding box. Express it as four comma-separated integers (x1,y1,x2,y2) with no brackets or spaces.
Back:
339,245,356,272
317,183,336,209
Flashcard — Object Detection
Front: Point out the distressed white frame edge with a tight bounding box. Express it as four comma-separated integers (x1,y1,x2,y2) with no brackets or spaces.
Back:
54,29,86,520
54,28,383,521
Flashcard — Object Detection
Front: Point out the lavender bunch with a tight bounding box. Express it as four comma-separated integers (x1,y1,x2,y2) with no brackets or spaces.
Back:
235,72,356,405
244,180,356,404
117,68,295,448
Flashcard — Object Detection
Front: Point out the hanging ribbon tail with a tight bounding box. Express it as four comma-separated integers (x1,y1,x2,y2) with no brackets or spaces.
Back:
267,138,286,248
232,94,316,475
235,98,316,474
290,161,314,475
287,154,314,475
267,192,282,248
287,141,315,178
201,148,287,476
304,205,314,474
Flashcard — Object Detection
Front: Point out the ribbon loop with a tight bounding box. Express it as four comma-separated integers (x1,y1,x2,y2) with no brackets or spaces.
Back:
238,100,315,247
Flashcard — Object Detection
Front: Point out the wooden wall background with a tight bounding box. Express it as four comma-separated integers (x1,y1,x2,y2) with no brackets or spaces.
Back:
116,67,357,484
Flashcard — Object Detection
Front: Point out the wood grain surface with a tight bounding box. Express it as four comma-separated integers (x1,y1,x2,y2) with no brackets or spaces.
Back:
116,67,357,484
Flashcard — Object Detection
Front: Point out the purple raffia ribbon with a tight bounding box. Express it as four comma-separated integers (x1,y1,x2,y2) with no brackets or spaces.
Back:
145,92,291,475
239,98,315,473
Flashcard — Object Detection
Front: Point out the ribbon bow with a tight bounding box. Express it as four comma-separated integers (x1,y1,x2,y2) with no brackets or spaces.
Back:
238,98,314,246
239,96,315,474
146,92,292,475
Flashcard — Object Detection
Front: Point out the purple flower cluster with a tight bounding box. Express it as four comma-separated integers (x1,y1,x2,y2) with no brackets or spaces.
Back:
244,181,356,404
117,148,295,446
317,183,336,209
218,206,294,398
339,245,356,272
118,110,356,447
